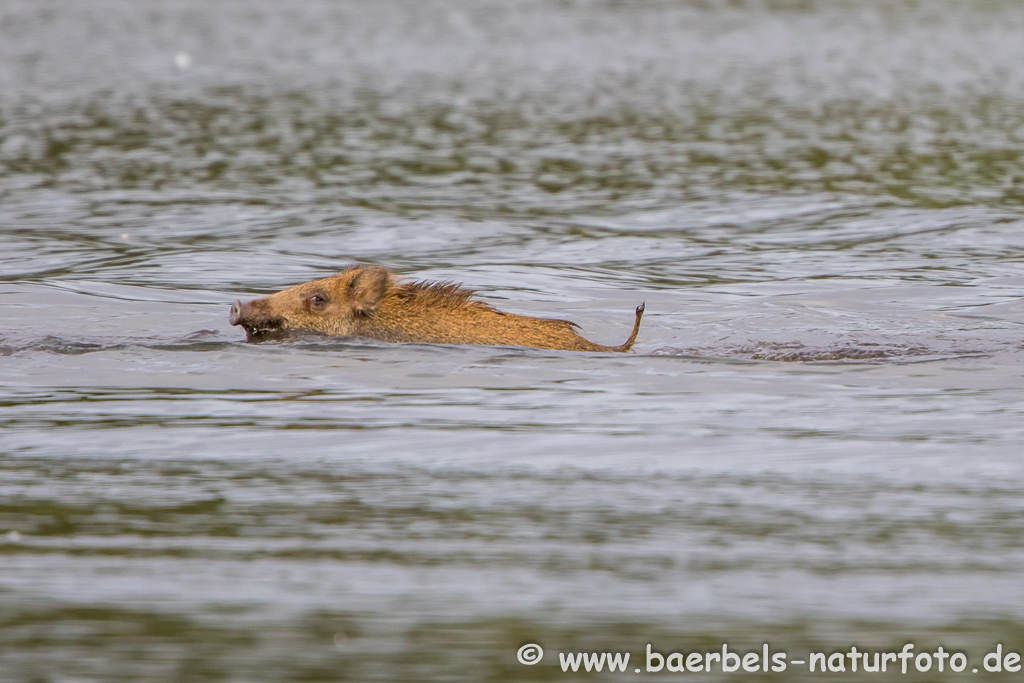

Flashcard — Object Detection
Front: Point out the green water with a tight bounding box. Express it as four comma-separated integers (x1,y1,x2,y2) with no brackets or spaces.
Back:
3,1,1024,680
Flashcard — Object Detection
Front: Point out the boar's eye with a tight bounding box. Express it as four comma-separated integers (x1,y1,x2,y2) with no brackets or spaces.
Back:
307,293,328,308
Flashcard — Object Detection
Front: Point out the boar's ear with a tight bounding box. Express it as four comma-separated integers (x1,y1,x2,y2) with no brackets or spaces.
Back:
348,265,391,316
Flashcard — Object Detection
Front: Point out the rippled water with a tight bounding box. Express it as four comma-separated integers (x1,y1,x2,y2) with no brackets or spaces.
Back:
3,1,1024,681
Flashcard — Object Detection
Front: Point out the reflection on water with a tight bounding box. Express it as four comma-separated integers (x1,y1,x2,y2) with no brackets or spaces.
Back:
3,0,1024,680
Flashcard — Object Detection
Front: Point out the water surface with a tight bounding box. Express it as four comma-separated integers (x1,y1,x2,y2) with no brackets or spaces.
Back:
3,1,1024,680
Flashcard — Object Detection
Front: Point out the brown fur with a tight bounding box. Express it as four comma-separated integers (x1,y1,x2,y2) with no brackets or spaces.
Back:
228,265,644,352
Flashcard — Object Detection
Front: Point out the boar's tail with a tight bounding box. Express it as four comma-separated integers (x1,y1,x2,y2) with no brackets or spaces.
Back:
610,303,645,353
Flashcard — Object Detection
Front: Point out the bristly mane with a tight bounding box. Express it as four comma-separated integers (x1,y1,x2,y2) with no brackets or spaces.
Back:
401,278,580,329
403,279,501,313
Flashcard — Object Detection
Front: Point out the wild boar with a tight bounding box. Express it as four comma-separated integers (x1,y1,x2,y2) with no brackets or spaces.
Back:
228,265,644,352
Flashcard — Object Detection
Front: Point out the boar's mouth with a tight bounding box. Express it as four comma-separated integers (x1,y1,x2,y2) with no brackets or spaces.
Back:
241,325,292,342
229,300,288,342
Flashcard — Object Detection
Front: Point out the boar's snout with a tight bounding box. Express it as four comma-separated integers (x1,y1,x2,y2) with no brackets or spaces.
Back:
228,298,287,340
228,300,244,326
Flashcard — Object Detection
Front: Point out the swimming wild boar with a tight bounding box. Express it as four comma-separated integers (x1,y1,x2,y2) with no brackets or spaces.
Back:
228,265,644,352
